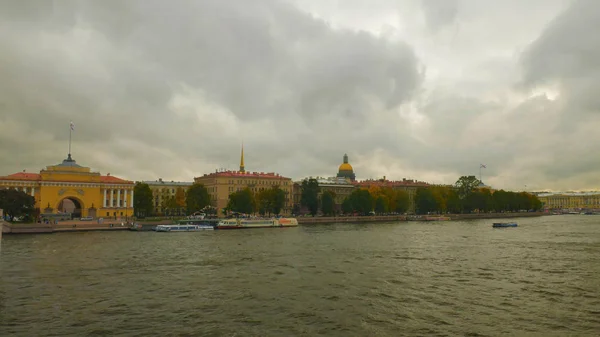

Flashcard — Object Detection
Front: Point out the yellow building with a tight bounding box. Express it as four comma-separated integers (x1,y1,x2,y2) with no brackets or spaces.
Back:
537,192,600,210
355,177,431,213
194,146,293,216
0,155,134,220
143,178,192,215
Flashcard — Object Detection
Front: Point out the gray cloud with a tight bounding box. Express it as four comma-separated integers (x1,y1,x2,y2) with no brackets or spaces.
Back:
0,0,598,192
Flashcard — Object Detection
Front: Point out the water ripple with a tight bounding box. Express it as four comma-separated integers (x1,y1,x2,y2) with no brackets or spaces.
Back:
1,216,599,336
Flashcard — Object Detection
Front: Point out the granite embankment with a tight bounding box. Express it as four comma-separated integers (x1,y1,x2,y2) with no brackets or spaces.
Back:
297,212,548,224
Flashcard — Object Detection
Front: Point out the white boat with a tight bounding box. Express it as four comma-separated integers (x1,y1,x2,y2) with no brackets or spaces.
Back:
216,217,298,229
155,224,214,232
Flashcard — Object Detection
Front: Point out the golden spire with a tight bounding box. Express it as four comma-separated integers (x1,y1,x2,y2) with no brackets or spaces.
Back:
239,142,245,173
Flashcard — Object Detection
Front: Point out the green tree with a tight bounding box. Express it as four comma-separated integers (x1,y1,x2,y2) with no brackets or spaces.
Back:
0,189,35,221
321,191,335,216
269,186,286,215
341,198,353,214
227,188,255,214
133,182,153,218
415,188,437,214
374,196,387,214
162,196,179,215
393,190,410,214
455,175,481,199
300,178,319,216
348,189,373,215
186,183,211,213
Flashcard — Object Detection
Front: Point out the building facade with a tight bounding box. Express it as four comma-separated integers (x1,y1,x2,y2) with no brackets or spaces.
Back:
193,146,293,216
537,192,600,211
354,177,430,213
0,155,134,220
293,176,355,212
143,178,193,215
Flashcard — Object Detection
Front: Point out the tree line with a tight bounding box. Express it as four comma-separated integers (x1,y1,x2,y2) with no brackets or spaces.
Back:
298,176,542,216
133,182,288,217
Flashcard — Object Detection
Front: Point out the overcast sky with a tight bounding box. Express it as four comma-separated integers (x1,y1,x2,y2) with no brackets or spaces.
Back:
1,0,598,191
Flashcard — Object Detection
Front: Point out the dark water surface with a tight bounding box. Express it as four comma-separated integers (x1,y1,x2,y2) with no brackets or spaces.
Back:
1,215,599,336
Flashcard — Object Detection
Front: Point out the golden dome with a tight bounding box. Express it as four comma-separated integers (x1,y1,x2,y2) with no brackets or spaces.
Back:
338,163,353,172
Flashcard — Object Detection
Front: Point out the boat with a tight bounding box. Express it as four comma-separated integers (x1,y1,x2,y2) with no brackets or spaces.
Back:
492,222,518,228
423,216,451,221
155,224,214,232
216,217,298,229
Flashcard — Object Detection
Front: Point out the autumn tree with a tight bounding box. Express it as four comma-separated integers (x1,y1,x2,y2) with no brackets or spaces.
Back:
175,187,186,208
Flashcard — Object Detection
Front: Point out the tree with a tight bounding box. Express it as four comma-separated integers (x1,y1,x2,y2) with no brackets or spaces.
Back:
175,187,186,208
321,191,335,216
415,188,437,214
186,183,211,213
374,196,387,214
227,188,255,214
162,196,179,215
0,189,35,221
348,189,374,215
133,182,153,218
455,175,481,199
269,186,286,215
341,198,353,214
300,178,319,216
393,190,410,214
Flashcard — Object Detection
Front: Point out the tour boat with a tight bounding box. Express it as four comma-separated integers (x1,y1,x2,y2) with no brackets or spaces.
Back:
216,217,298,229
155,224,214,232
492,222,518,228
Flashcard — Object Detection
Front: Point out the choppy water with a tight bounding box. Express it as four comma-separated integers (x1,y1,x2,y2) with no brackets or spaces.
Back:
1,215,599,336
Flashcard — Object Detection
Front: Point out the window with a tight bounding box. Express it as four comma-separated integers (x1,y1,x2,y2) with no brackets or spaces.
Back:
106,212,109,216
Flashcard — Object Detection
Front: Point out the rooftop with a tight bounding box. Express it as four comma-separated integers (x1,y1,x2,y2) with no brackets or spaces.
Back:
196,170,291,180
355,178,430,187
538,191,600,197
144,179,193,186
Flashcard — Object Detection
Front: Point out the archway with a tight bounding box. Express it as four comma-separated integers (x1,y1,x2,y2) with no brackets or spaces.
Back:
57,197,83,219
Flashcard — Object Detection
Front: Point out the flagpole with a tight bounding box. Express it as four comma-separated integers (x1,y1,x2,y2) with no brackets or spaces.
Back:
479,165,481,183
69,124,72,156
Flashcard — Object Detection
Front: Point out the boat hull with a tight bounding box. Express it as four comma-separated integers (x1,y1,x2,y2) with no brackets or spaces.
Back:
216,217,298,229
155,224,214,232
492,223,518,228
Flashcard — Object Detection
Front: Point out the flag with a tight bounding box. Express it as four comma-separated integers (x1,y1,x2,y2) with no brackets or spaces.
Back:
70,121,75,131
480,164,486,168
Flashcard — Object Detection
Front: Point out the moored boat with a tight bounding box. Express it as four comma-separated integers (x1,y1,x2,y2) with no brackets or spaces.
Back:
492,222,518,228
155,224,214,232
216,217,298,229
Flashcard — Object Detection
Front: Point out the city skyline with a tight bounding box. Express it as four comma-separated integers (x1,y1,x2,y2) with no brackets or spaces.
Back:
1,1,598,192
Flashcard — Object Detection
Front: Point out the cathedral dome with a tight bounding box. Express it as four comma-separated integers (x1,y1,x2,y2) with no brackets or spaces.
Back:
338,163,353,172
336,153,356,181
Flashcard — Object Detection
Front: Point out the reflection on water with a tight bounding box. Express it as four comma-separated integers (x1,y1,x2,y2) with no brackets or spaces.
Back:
1,216,599,336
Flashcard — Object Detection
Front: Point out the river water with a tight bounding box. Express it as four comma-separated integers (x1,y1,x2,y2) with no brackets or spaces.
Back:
1,215,599,336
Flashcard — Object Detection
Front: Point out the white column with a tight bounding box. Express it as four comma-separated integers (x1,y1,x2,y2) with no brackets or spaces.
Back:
103,189,107,208
130,190,134,207
123,190,128,209
30,187,35,196
110,189,114,208
117,189,121,208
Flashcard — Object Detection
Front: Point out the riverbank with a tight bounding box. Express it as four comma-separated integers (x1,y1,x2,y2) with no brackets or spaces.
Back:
297,212,549,224
1,219,173,234
1,212,550,234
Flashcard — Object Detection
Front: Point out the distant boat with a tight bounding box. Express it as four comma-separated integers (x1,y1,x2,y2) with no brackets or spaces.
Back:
493,222,518,228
